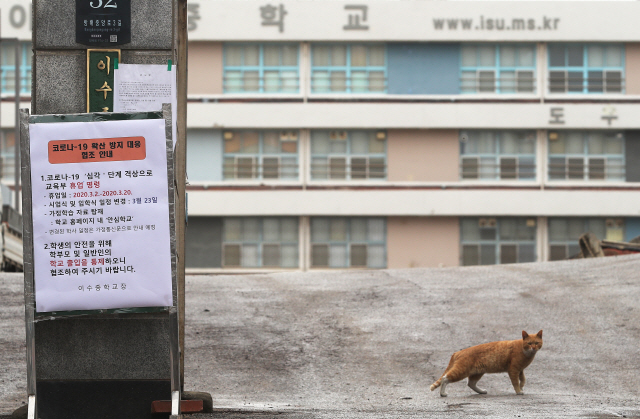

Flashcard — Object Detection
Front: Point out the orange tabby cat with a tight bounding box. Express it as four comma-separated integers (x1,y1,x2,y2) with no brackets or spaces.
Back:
430,330,543,396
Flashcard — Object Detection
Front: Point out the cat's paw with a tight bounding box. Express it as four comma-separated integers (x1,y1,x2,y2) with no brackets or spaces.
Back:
516,391,524,395
440,392,448,397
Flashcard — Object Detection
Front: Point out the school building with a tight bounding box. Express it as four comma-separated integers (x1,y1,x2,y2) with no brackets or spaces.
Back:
3,1,640,272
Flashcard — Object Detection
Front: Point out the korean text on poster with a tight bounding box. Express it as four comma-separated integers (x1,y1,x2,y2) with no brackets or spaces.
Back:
29,118,173,312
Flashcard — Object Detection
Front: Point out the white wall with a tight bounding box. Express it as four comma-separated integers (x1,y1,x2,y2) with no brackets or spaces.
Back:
187,1,640,42
187,102,640,130
187,189,640,217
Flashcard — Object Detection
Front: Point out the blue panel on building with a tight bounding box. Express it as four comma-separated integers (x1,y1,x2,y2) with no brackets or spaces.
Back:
387,43,460,95
625,218,640,242
187,129,223,182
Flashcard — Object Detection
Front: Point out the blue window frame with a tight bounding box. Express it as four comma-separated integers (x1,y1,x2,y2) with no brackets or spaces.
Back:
1,41,31,95
223,130,299,180
461,217,537,266
223,43,299,93
548,44,624,93
223,217,299,268
310,217,386,268
460,44,536,94
548,131,625,181
311,44,386,93
310,130,386,180
460,130,536,180
548,217,624,261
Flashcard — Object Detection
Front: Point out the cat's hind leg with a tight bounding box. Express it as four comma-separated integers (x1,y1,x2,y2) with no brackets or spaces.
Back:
467,374,487,394
439,376,450,397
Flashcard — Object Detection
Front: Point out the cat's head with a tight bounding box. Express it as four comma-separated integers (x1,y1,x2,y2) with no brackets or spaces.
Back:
521,330,543,356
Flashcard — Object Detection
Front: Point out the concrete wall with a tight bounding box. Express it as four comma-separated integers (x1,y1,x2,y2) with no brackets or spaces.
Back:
387,216,460,268
188,41,223,95
387,129,459,182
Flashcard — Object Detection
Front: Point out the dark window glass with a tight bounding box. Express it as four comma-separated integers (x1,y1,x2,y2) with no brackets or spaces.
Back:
350,244,367,267
500,244,517,264
605,71,622,93
462,157,479,179
549,71,566,93
480,244,496,265
311,244,329,267
263,244,280,267
567,45,583,66
588,158,606,180
587,71,603,93
518,244,536,263
329,158,346,179
549,45,565,66
351,157,367,179
223,244,241,267
549,245,567,261
568,158,585,179
462,245,479,266
500,157,517,179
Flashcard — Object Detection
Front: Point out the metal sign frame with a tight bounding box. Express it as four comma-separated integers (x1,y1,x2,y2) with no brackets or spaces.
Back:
21,105,180,418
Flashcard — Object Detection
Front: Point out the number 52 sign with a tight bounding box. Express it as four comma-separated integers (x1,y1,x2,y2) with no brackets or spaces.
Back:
76,0,131,47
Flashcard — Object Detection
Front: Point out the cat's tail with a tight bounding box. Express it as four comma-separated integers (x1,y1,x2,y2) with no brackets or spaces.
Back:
430,377,443,391
431,354,456,391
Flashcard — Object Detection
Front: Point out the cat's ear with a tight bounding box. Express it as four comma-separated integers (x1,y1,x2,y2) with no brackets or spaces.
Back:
537,330,543,338
522,330,528,339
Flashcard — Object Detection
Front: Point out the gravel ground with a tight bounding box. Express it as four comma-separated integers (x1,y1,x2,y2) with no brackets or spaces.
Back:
2,255,640,418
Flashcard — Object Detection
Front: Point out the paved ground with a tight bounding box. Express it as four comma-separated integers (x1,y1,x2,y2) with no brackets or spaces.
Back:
2,255,640,418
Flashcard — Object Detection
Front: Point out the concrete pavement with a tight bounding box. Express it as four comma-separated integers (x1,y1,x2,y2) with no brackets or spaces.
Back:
2,255,640,418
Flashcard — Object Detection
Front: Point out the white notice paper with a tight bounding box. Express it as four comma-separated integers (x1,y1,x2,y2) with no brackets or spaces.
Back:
29,119,173,312
114,64,177,148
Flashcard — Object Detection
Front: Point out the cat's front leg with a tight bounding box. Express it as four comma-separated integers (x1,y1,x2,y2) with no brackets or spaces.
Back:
519,371,526,389
508,370,524,395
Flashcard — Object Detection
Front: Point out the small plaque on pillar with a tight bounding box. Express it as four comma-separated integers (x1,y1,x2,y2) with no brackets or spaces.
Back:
87,49,120,112
76,0,131,46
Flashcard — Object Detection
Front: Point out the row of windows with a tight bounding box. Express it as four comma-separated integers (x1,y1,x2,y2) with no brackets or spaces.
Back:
222,43,626,94
1,41,32,95
222,130,387,181
187,216,631,269
220,217,386,269
461,217,626,265
460,130,626,181
215,129,630,183
0,42,628,96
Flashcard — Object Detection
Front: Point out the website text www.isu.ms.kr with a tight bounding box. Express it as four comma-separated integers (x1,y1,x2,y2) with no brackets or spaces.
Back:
433,16,560,31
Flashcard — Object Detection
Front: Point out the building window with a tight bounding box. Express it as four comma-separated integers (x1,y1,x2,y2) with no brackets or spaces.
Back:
223,217,299,268
223,43,299,93
548,44,624,93
0,130,16,180
460,44,536,94
548,131,625,181
548,217,624,261
461,218,537,266
311,44,386,93
311,217,386,268
223,130,298,180
460,131,536,180
311,130,386,180
1,41,31,95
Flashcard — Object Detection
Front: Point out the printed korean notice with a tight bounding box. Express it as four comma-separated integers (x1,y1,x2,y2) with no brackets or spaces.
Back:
29,118,173,312
113,64,177,148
